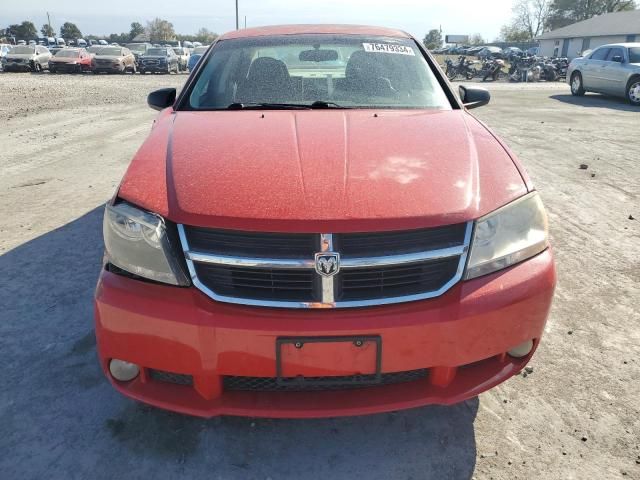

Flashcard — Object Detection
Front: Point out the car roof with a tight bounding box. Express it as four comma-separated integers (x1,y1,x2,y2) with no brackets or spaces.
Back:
596,42,640,48
219,24,411,40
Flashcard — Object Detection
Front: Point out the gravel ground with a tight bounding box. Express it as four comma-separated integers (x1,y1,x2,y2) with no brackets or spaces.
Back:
0,71,638,480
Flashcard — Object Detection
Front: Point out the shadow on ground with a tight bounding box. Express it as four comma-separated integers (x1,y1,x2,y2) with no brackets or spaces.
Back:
550,93,638,111
0,207,478,480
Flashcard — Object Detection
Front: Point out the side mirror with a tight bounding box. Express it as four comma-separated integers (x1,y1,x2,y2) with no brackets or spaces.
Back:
459,86,490,109
611,55,623,63
148,88,176,111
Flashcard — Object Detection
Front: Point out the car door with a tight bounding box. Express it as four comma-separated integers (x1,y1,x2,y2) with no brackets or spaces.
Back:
600,47,627,95
582,47,610,91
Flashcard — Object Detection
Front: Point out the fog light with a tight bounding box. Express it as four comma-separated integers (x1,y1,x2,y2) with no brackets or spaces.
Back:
109,359,140,381
507,339,534,358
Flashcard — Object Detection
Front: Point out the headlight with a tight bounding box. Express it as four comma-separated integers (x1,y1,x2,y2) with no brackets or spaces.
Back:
103,202,190,286
464,192,549,280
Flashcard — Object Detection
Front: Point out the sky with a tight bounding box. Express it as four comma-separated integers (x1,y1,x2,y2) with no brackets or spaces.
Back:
4,0,515,42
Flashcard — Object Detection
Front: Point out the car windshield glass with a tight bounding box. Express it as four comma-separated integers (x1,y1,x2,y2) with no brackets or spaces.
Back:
97,48,121,56
146,48,167,56
127,44,147,52
12,46,35,54
186,34,450,110
55,50,79,58
629,47,640,63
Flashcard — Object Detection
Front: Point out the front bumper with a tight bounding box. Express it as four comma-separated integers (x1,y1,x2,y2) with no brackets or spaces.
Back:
95,249,556,418
139,63,169,72
3,63,32,72
92,64,124,73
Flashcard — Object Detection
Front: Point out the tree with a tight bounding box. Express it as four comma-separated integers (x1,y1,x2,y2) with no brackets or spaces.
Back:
194,27,218,44
7,21,38,40
147,18,175,42
129,22,145,40
422,29,443,50
547,0,636,30
498,24,533,42
60,22,82,39
41,24,55,37
513,0,551,39
469,33,485,45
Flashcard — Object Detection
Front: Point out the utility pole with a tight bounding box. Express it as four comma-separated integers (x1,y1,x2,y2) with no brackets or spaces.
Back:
244,16,247,29
235,0,239,30
47,12,52,37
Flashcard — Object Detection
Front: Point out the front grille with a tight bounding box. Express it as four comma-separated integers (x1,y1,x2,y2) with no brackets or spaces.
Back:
194,263,316,302
184,226,316,258
339,223,468,256
180,222,470,308
340,257,460,301
224,369,428,392
148,369,194,386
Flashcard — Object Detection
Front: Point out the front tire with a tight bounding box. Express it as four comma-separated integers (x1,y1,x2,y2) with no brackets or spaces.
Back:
570,72,585,96
626,77,640,106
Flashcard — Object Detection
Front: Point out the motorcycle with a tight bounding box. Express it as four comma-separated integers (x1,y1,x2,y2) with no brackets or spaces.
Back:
509,54,537,82
480,58,506,82
445,55,479,81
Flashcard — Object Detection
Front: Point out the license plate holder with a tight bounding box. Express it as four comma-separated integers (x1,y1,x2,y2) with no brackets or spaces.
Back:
276,336,382,388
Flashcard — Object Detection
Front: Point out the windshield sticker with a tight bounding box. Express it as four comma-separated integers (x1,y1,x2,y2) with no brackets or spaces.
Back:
363,43,415,56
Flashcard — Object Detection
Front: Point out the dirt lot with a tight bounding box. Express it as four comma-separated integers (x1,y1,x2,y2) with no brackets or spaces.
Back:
0,72,638,480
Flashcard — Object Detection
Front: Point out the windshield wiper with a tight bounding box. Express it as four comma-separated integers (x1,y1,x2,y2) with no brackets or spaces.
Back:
226,101,349,110
226,102,311,110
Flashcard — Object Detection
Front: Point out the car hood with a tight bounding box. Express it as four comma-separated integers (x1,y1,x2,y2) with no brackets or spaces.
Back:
50,57,77,62
6,54,35,59
141,55,168,59
95,55,122,60
118,109,529,232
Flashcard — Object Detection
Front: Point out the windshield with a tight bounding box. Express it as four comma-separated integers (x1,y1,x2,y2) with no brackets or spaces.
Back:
186,35,450,110
146,48,167,56
127,44,147,52
97,48,122,56
193,46,209,54
55,49,79,58
11,46,35,54
629,47,640,63
173,48,184,55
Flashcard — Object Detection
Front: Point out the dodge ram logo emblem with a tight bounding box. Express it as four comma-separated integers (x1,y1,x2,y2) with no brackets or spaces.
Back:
315,252,340,277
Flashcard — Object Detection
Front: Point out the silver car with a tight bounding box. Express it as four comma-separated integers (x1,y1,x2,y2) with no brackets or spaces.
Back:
1,45,51,72
567,43,640,105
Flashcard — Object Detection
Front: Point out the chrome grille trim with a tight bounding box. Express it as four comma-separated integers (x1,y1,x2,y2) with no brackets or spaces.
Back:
177,222,473,309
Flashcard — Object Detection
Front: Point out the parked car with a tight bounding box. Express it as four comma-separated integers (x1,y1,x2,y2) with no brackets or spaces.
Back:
96,24,556,418
2,45,51,72
172,47,190,71
477,46,503,59
92,46,136,73
187,52,203,71
98,39,108,46
568,43,640,105
125,42,151,64
0,44,12,71
49,47,92,73
138,46,179,74
77,38,87,47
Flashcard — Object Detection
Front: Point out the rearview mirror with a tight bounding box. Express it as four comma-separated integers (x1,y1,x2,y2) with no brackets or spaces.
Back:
299,49,339,62
148,88,176,111
611,55,623,63
459,86,490,109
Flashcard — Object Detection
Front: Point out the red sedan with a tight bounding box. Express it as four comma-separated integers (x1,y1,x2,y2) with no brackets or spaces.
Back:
48,48,92,73
95,24,556,418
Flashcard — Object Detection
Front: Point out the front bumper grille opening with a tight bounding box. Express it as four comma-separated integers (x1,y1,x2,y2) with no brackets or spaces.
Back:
148,369,194,386
339,258,460,301
195,264,316,302
223,369,428,392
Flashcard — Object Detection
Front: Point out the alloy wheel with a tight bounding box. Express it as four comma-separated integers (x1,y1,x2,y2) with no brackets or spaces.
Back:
629,81,640,105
